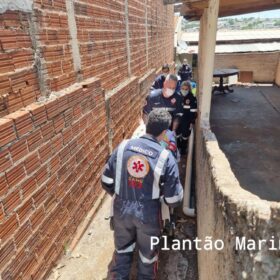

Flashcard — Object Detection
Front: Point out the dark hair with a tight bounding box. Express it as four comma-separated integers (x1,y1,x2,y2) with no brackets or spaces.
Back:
162,64,170,71
181,80,192,89
146,109,171,137
165,74,178,83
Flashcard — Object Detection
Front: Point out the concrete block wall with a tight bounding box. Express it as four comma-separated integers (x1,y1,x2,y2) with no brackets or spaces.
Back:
195,123,280,280
0,0,174,279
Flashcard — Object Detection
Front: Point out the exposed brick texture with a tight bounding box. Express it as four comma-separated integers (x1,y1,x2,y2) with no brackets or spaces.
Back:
74,0,129,90
0,0,174,278
107,77,140,149
0,78,108,279
0,11,40,117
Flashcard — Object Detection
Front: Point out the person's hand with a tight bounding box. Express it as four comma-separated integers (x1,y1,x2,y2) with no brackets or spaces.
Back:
143,113,148,125
172,120,179,131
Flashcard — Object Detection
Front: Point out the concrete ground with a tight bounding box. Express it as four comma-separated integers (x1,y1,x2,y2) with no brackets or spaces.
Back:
48,195,114,280
210,84,280,202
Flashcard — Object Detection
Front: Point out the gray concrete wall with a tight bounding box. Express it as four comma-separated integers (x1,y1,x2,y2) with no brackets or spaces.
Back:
195,122,280,280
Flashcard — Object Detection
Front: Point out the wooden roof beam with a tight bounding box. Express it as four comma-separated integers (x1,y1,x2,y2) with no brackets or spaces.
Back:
181,0,280,20
219,0,280,17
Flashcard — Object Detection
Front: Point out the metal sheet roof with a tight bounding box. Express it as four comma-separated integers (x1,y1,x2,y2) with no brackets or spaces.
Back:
181,29,280,43
177,42,280,54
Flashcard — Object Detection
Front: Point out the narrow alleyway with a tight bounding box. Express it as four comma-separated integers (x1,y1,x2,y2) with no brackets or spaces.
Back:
48,126,198,280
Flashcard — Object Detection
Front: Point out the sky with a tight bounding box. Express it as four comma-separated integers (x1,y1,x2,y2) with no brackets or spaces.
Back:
223,9,280,19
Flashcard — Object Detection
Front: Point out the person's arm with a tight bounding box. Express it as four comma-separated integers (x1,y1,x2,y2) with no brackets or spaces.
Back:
172,94,183,131
188,66,193,79
151,76,161,90
190,95,198,124
161,154,183,208
142,94,153,124
101,149,117,196
172,118,180,131
178,67,182,79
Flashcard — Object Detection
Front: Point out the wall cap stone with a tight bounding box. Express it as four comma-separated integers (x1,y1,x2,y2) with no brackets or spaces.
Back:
0,0,33,14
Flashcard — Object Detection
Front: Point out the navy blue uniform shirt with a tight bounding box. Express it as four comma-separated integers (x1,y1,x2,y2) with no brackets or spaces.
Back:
143,89,183,121
151,74,166,90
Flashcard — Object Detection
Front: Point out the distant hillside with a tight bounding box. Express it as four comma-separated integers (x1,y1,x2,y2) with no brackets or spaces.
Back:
182,17,280,32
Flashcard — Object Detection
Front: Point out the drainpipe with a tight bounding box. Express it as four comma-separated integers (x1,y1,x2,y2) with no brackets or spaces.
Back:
183,128,196,217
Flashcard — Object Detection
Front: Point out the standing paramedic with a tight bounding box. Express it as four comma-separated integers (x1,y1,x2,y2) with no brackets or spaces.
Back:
176,81,197,155
178,58,192,82
143,74,183,132
150,64,170,90
101,109,183,279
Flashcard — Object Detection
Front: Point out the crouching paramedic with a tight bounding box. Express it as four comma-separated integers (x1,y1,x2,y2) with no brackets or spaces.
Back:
101,109,183,280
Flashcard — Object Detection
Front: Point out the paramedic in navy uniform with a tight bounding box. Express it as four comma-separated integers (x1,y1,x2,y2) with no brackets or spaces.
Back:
101,109,183,279
143,74,183,132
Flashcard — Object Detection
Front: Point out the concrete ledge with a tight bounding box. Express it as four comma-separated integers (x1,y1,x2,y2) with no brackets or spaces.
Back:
196,120,280,280
0,0,33,14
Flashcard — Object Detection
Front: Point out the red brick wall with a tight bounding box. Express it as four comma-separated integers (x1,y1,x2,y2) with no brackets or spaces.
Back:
74,0,129,90
0,78,108,279
128,0,147,76
34,0,77,92
148,0,174,70
108,69,156,150
0,0,174,116
0,11,40,117
107,77,140,150
0,0,174,278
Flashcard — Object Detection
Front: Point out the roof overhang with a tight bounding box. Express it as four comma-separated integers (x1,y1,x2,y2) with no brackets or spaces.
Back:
164,0,280,20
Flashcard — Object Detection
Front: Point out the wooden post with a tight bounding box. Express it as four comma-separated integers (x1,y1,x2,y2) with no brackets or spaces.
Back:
197,0,219,123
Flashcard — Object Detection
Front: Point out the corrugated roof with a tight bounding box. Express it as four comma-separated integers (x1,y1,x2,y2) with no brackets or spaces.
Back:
177,42,280,54
181,29,280,43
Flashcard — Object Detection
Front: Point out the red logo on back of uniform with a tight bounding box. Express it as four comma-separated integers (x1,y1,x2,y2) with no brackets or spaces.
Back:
133,161,144,173
127,155,150,178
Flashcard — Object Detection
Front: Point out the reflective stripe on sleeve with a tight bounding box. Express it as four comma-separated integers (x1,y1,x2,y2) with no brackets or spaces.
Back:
152,149,169,199
115,139,129,195
116,243,136,254
101,174,114,184
165,188,184,204
139,251,158,264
